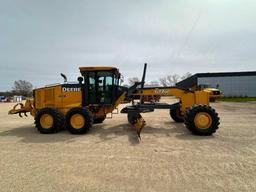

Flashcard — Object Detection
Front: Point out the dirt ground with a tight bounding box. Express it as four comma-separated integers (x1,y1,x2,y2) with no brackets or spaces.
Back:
0,97,256,192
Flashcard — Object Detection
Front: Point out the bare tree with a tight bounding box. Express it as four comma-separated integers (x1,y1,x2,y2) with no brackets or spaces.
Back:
159,73,192,87
159,77,168,87
166,74,180,86
128,77,140,86
180,72,192,80
12,80,33,97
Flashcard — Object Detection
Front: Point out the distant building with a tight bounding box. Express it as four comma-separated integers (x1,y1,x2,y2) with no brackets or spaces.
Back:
0,96,5,102
176,71,256,97
13,96,23,102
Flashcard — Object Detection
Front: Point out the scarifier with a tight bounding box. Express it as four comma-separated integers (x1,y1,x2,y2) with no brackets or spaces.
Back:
8,63,220,138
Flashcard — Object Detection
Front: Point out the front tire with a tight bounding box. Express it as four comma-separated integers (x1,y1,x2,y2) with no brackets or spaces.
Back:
170,103,184,122
66,107,93,134
184,105,220,136
35,108,64,134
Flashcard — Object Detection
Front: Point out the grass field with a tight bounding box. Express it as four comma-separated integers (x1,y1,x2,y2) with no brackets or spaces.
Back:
216,97,256,102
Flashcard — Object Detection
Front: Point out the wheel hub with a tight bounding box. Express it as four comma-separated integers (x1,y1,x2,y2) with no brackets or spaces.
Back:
194,112,212,129
40,114,54,129
70,114,85,129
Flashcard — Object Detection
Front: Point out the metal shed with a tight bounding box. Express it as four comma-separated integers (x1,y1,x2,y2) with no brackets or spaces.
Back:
176,71,256,97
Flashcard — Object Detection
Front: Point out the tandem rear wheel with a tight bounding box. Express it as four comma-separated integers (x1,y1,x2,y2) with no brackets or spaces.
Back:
65,107,93,134
35,108,64,134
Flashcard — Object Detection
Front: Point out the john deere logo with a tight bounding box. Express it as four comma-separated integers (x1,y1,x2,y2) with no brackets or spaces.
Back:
62,87,81,92
154,89,169,95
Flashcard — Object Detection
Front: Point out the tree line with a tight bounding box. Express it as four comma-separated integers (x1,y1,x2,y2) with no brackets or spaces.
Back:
0,80,33,97
1,73,192,97
127,72,192,87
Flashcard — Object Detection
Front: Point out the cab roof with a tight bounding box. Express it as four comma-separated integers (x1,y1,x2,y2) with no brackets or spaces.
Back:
79,66,118,72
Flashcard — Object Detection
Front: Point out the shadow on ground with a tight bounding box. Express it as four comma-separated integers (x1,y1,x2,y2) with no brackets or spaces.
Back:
0,121,214,145
0,124,82,144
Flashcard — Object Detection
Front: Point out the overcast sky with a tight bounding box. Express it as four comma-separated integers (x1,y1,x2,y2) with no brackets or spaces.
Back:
0,0,255,90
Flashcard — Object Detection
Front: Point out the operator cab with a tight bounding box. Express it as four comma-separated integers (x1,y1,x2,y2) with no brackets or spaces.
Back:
79,67,123,105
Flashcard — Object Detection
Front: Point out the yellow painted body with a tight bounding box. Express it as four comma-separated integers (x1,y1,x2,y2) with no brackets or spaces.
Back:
7,65,220,138
27,85,127,119
34,85,82,116
8,66,211,122
190,86,224,99
133,87,209,114
79,66,117,72
9,85,210,119
203,88,224,98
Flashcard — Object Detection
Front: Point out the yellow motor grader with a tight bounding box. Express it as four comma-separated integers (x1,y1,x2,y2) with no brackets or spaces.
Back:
9,64,220,138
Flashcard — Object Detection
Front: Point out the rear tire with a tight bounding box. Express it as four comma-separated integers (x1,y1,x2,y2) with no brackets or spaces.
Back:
170,103,184,122
66,107,93,134
184,105,220,136
35,108,64,134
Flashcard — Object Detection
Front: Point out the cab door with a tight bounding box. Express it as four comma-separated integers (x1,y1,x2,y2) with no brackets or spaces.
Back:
96,71,114,104
86,71,114,105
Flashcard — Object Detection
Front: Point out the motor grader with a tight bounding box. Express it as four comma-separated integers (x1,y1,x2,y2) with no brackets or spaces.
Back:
9,64,220,138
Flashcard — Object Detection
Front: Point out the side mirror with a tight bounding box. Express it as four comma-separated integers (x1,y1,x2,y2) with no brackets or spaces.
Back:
77,77,83,84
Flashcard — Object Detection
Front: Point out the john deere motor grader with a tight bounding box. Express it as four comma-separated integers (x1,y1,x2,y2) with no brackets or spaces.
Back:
8,64,220,138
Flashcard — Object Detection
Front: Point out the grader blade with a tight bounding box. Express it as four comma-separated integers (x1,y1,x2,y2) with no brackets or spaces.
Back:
129,113,146,139
134,115,146,139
